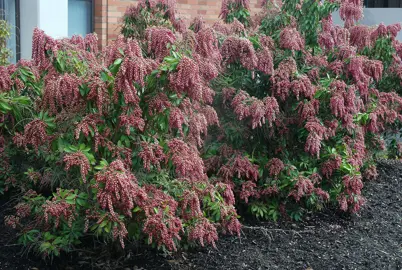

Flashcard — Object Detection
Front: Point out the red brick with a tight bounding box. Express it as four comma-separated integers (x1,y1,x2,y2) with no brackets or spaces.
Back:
94,0,261,49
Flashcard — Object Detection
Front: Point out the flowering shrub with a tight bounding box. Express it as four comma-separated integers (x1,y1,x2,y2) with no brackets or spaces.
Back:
219,0,251,26
121,0,185,40
203,0,402,221
2,8,239,256
2,0,402,258
0,20,25,196
0,19,12,65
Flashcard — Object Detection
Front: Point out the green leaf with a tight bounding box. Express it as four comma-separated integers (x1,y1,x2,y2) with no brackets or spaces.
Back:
114,58,123,66
105,223,111,233
76,198,86,207
40,242,52,251
0,102,12,112
99,220,108,228
94,165,104,170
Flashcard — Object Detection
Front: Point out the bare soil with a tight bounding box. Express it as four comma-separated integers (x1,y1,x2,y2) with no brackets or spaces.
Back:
1,160,401,270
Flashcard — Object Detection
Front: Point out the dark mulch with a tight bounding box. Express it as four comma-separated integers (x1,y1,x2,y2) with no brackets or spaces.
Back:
1,160,401,270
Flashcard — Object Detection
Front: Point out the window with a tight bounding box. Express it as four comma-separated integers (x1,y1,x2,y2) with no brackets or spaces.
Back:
0,0,20,63
68,0,93,37
364,0,402,7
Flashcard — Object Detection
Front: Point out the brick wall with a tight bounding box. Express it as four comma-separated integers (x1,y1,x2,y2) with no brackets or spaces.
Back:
94,0,263,48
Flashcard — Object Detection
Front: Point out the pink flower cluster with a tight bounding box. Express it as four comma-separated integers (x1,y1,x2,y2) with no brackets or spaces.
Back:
0,66,13,91
230,90,280,129
168,139,207,181
138,141,167,171
280,27,305,51
119,109,146,135
43,189,76,228
257,47,274,75
42,72,82,114
219,155,259,181
13,119,48,153
196,27,221,60
220,0,250,21
4,202,32,229
148,93,172,115
266,158,284,177
169,56,201,97
339,174,365,212
75,114,104,151
95,159,147,218
146,27,176,60
142,185,183,251
221,37,258,70
319,15,350,51
190,16,206,33
188,218,219,248
87,76,109,114
69,33,98,54
64,151,91,182
114,48,156,104
339,0,363,28
271,57,298,101
321,156,342,179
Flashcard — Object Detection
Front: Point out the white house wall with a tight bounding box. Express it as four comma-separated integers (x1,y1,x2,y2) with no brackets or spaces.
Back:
19,0,68,59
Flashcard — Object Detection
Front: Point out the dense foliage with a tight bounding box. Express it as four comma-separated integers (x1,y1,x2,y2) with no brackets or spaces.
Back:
207,0,402,221
1,0,402,258
0,19,12,65
2,14,239,257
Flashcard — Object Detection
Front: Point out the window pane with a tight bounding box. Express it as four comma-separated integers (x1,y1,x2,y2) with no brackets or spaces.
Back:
365,0,402,7
1,0,17,63
68,0,92,37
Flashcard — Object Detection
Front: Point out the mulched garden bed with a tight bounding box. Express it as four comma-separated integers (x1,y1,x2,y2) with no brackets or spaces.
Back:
1,160,401,270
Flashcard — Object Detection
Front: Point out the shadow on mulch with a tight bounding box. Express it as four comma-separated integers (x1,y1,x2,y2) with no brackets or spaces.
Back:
1,161,401,270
